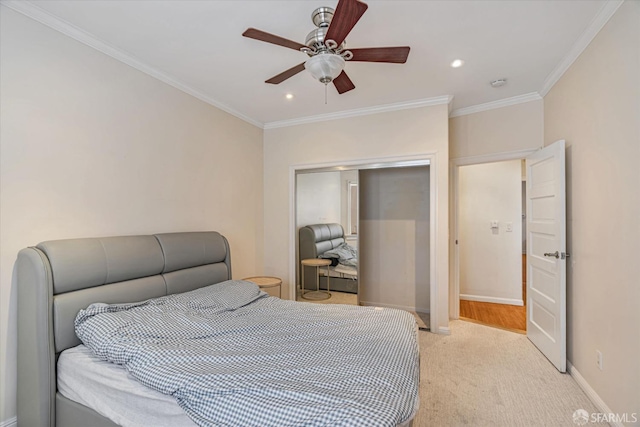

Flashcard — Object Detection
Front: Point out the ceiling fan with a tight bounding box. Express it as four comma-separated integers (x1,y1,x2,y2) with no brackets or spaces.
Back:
242,0,410,95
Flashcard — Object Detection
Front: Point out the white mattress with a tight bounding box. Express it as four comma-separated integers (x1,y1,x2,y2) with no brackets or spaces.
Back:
58,344,197,427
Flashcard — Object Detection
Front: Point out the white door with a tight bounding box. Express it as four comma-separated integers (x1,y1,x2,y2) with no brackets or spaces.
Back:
526,140,567,372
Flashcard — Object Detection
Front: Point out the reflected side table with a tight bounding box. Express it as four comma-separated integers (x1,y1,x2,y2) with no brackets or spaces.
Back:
300,258,331,300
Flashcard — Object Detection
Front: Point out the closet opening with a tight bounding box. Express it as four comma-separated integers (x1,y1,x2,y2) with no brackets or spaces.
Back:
291,156,435,331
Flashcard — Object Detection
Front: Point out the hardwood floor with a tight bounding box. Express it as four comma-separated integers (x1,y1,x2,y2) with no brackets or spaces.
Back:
460,300,526,333
460,254,527,334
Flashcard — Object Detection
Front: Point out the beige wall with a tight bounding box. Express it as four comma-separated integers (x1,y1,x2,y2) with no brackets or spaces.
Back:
0,8,264,422
544,1,640,417
263,104,450,332
449,99,543,160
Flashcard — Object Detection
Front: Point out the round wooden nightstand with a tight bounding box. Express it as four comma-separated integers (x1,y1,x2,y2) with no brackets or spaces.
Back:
300,258,331,300
243,276,282,298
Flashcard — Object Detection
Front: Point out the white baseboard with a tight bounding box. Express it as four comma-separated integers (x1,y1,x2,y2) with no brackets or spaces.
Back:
568,361,624,427
437,326,451,335
359,300,429,314
460,294,524,306
0,416,17,427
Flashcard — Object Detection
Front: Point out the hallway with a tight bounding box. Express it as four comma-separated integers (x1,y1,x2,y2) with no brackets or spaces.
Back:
460,255,526,333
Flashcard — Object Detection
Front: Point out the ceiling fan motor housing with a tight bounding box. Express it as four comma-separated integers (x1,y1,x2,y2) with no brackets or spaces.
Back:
306,7,346,53
312,7,334,27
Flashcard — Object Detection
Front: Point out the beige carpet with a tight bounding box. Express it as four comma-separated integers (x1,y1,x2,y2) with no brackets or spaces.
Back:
414,320,605,426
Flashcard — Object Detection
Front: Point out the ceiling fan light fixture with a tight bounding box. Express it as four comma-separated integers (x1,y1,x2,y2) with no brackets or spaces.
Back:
305,53,345,84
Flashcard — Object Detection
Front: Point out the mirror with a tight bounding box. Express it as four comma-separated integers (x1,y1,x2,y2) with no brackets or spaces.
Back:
296,169,359,304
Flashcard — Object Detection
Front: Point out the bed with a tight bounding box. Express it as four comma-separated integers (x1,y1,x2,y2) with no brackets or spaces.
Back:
17,231,418,427
299,224,358,294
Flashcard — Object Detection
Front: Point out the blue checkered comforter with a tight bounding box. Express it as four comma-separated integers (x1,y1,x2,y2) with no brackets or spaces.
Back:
75,280,419,427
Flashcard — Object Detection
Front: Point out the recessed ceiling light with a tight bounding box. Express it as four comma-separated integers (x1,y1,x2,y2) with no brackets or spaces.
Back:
450,59,464,68
490,78,507,88
285,93,294,100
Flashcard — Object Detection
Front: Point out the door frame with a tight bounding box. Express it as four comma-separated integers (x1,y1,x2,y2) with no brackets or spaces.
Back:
450,148,538,319
289,153,440,331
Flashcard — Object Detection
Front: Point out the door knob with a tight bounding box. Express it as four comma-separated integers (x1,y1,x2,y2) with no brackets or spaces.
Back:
544,251,570,259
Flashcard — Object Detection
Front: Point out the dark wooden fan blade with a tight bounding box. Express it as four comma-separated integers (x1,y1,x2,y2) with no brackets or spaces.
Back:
242,28,307,51
349,47,410,63
325,0,368,46
265,62,306,84
333,71,356,94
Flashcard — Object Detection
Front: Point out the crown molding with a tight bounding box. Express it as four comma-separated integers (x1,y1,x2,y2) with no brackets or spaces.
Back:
447,95,455,114
264,95,453,130
449,92,542,118
1,0,264,129
539,0,623,97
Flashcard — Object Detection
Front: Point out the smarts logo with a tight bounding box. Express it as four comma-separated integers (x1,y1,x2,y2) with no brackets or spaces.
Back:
572,409,589,425
573,409,638,425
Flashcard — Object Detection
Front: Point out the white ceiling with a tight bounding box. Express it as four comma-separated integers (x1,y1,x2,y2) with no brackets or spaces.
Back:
13,0,615,127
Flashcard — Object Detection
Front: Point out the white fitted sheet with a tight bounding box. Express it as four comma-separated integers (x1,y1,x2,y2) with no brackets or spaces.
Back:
58,344,197,427
333,263,357,276
318,264,358,278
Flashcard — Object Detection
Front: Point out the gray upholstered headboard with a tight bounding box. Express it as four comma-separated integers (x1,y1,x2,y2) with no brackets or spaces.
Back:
16,231,232,427
299,224,345,288
299,223,345,260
